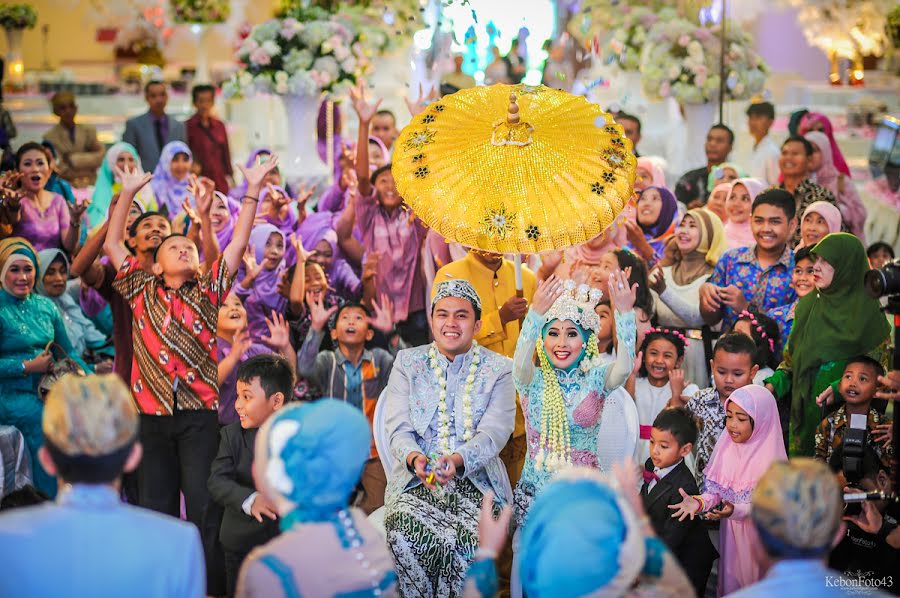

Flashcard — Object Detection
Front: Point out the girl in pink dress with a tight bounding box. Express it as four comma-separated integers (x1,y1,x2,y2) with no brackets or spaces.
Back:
669,384,786,596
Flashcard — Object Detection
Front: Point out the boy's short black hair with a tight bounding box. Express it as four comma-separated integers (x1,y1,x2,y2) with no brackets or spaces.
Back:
128,210,167,238
782,135,814,156
374,109,396,123
746,101,775,120
713,332,758,361
615,111,642,134
151,233,192,261
144,79,166,95
794,245,814,264
866,241,895,260
652,407,698,447
844,355,885,379
45,440,135,484
191,84,216,103
711,123,735,146
370,163,393,187
332,301,372,329
752,188,796,221
237,354,295,399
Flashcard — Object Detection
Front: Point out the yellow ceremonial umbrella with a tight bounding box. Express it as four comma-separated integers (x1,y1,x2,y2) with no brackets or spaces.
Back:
392,83,637,264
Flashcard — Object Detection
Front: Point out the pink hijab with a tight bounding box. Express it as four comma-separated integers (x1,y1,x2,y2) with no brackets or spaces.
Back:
704,385,786,493
707,182,732,223
798,113,850,177
799,201,842,248
723,178,767,249
804,130,867,240
637,157,666,189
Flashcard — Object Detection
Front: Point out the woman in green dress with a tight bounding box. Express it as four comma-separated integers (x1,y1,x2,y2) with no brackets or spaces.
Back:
0,237,84,496
766,233,890,456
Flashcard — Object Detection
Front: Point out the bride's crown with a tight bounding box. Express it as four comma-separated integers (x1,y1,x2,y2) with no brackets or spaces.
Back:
543,280,604,334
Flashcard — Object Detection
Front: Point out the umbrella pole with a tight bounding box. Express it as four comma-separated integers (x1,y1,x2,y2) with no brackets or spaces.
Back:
514,254,525,326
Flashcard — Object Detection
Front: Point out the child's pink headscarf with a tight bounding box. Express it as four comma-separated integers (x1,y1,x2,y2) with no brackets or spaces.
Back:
704,385,787,493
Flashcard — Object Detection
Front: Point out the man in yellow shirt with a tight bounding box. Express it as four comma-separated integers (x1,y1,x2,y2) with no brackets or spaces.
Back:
432,249,537,487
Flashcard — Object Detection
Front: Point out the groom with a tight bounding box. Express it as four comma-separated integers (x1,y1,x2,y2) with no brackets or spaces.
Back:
383,279,515,598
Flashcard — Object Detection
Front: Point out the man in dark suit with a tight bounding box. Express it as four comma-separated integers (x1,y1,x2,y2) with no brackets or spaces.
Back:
207,355,291,596
641,408,717,597
122,80,186,172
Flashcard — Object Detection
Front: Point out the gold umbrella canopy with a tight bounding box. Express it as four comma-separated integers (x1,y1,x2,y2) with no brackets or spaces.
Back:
392,83,637,254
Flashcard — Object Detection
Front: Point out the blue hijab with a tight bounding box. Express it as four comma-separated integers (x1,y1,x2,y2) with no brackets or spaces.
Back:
519,469,646,597
261,399,370,526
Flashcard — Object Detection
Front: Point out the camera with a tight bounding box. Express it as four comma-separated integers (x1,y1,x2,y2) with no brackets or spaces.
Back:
865,258,900,299
842,413,868,486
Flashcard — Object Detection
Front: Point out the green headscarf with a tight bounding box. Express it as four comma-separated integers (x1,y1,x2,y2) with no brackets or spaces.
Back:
787,233,889,428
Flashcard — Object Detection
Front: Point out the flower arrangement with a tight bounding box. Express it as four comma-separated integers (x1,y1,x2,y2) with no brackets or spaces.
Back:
640,18,767,104
0,4,37,30
170,0,230,25
604,6,678,71
222,15,368,99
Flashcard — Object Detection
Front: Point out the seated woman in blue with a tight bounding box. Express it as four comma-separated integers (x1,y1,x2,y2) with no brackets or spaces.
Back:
0,238,86,497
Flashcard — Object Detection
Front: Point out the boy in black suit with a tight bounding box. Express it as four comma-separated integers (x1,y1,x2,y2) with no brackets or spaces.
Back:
642,408,717,597
208,354,292,596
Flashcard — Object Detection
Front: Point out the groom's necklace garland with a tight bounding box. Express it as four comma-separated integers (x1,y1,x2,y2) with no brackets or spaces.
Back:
429,342,481,456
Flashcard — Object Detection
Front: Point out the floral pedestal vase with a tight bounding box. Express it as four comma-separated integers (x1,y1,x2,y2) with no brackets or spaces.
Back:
279,93,330,189
4,28,25,89
681,102,717,173
189,24,213,84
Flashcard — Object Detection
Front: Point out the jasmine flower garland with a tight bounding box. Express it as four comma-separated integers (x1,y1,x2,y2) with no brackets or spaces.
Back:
430,343,481,456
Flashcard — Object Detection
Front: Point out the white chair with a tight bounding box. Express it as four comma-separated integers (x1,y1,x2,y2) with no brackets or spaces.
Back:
367,389,390,536
596,386,640,478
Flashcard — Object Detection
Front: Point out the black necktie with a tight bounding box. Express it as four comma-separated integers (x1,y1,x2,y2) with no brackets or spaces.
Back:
154,118,164,151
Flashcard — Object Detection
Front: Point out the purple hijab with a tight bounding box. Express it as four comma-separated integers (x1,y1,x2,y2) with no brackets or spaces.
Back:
214,191,239,251
636,185,678,256
229,148,272,200
151,141,193,218
236,223,288,342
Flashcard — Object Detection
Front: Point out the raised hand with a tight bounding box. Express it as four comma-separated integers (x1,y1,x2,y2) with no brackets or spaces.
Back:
668,488,702,521
113,164,153,198
369,293,395,335
816,385,835,407
531,274,565,315
233,328,253,359
608,269,638,313
238,153,280,190
342,168,359,194
261,310,291,352
309,295,338,332
266,183,289,213
349,79,383,123
242,248,262,282
68,197,91,222
630,351,644,379
872,422,893,449
647,265,666,294
476,491,512,558
404,82,438,118
295,183,316,214
0,172,23,205
538,249,563,275
291,234,313,263
181,199,200,225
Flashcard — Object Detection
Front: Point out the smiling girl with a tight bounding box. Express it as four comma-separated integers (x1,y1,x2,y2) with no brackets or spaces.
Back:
512,272,638,527
626,186,678,265
151,141,193,218
669,385,786,596
723,178,766,249
797,201,841,249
